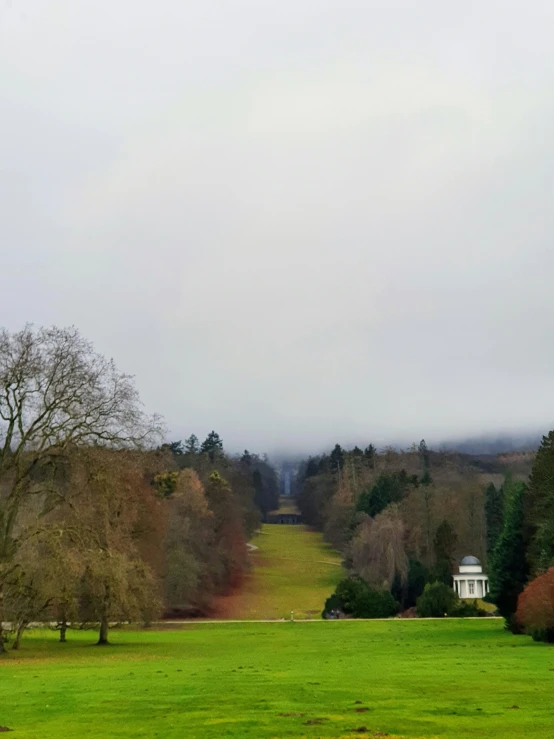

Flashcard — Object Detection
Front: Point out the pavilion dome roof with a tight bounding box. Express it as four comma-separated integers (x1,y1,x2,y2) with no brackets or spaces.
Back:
460,555,481,566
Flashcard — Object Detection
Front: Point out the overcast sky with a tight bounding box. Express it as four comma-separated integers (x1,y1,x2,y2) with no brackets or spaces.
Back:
1,1,554,454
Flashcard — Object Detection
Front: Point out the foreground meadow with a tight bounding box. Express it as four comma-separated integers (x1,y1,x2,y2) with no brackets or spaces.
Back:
2,620,554,739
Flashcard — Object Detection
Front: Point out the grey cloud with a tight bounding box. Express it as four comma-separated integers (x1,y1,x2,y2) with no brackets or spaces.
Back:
1,1,554,454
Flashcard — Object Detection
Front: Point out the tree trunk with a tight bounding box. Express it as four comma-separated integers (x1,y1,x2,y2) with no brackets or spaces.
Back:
59,621,67,643
12,621,28,651
97,614,109,645
97,582,110,645
0,584,6,655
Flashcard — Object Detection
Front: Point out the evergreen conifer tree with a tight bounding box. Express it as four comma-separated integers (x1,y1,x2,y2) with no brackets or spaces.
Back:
525,431,554,573
363,444,376,469
200,431,223,461
432,520,457,585
330,444,345,472
184,434,200,454
252,469,266,519
418,439,432,485
485,482,504,558
489,478,528,630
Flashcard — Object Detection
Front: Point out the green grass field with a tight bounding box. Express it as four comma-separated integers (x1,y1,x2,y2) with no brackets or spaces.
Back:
2,620,554,739
215,524,344,619
3,525,553,738
273,497,302,515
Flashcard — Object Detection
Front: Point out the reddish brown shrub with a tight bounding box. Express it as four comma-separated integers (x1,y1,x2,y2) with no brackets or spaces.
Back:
516,567,554,642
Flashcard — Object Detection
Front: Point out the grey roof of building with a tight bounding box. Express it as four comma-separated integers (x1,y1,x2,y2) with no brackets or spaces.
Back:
460,555,481,565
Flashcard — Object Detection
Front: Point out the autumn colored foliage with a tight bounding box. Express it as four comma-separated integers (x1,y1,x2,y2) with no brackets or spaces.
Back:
515,567,554,642
0,324,278,651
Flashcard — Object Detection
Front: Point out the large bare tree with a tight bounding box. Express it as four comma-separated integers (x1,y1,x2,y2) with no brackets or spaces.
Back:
0,325,163,653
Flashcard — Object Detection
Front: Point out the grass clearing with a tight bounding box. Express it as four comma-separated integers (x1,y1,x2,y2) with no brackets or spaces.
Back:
2,620,554,738
273,497,301,515
215,523,343,619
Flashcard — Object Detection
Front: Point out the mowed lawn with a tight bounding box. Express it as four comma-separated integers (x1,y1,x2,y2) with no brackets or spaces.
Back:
216,524,344,619
2,620,554,739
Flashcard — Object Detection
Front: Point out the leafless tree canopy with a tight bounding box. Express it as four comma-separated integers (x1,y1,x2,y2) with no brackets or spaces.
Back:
0,325,163,460
0,324,164,652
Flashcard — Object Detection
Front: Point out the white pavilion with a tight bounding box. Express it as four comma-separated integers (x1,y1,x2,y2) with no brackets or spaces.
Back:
453,556,489,599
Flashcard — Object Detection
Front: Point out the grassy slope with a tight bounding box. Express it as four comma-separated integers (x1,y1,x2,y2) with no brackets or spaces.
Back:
216,523,343,619
273,497,301,515
2,621,554,739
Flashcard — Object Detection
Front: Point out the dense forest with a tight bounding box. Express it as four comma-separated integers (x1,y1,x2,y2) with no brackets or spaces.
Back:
295,440,554,639
0,325,278,652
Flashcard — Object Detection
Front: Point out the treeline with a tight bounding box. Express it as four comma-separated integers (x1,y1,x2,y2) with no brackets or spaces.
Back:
296,440,554,635
0,325,278,653
297,441,500,582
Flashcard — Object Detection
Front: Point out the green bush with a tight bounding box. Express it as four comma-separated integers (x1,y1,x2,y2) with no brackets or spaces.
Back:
335,578,366,613
322,593,342,618
416,581,458,617
323,578,399,619
354,587,399,618
452,599,486,617
392,559,430,609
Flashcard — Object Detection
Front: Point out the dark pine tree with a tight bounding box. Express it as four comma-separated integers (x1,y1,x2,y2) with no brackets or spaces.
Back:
485,482,504,559
330,444,345,473
363,444,376,469
304,458,320,478
252,469,266,520
525,431,554,574
489,479,528,630
418,439,432,485
432,520,457,585
184,434,200,454
159,440,184,455
356,471,414,518
200,431,224,461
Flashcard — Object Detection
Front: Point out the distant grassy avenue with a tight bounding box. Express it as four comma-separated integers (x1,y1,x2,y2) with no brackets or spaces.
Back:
214,522,344,619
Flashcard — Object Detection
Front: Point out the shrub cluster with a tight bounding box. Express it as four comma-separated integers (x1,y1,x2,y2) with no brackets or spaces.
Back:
323,578,399,619
416,581,487,618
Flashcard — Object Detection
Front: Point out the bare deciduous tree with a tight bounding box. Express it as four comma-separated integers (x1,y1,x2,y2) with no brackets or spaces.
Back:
0,325,163,653
351,505,408,590
163,470,213,615
72,448,162,645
